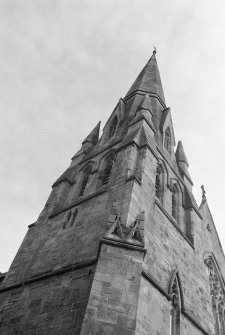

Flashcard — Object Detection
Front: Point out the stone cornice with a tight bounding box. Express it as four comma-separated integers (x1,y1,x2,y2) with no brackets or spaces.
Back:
0,258,97,294
49,188,107,219
123,90,167,110
182,309,211,335
100,237,146,253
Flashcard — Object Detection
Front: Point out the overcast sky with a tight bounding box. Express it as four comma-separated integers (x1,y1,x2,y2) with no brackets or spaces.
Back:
1,0,225,272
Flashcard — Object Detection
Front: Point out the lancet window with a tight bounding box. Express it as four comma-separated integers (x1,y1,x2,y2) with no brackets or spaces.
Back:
63,208,78,229
108,116,118,139
165,127,171,153
205,256,225,335
172,184,179,223
102,153,116,185
79,167,92,196
170,276,181,335
155,164,164,203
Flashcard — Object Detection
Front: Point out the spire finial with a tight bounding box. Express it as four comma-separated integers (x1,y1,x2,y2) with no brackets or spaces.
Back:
201,185,207,203
153,46,157,54
125,47,165,103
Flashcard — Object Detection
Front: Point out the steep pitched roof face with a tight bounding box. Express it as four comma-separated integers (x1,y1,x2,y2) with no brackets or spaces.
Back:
82,121,101,145
125,52,165,104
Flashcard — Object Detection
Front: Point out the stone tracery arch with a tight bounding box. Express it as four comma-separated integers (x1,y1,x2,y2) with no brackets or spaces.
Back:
168,270,183,335
205,254,225,335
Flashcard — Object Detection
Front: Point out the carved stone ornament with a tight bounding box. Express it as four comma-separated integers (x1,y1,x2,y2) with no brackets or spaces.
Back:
205,257,225,308
171,277,181,311
205,255,225,334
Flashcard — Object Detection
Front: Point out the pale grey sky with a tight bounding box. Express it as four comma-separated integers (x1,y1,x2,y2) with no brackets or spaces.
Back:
1,0,225,272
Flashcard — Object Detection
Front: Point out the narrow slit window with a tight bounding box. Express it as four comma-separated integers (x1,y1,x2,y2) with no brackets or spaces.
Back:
79,168,91,196
155,164,164,203
170,277,181,335
108,116,118,139
102,154,116,185
172,193,176,218
172,185,179,222
165,128,171,153
155,169,161,199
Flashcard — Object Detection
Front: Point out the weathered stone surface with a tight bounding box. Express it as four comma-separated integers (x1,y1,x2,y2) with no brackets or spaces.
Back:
0,266,94,334
0,51,224,335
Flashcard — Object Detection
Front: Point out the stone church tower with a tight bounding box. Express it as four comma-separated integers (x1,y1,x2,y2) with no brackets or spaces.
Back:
0,51,225,335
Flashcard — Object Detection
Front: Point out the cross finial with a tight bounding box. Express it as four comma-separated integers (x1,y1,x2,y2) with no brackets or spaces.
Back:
201,185,207,203
153,46,157,54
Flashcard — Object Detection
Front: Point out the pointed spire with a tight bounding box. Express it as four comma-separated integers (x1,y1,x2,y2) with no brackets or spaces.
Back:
105,216,124,241
82,121,101,145
71,122,101,164
114,98,125,121
127,213,145,247
175,141,189,166
128,94,155,133
125,51,165,104
137,93,153,114
176,141,193,187
127,222,144,246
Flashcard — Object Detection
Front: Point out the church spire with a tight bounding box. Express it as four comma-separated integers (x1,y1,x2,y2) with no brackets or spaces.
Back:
71,121,101,165
128,93,155,134
175,141,193,187
175,141,189,166
137,93,153,113
125,50,165,104
82,121,101,146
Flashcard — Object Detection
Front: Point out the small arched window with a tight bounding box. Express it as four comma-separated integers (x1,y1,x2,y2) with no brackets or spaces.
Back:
79,167,92,197
108,116,118,139
170,276,181,335
102,153,116,185
172,184,179,222
164,127,171,153
155,164,164,203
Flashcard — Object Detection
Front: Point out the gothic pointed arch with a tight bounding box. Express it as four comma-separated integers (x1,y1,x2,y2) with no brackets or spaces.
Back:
168,270,183,335
170,178,184,224
168,270,184,310
79,165,92,197
155,160,168,204
98,150,117,187
164,127,172,153
155,163,164,203
172,184,180,222
204,253,225,335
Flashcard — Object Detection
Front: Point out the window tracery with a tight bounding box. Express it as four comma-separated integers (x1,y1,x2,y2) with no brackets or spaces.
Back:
170,276,181,335
102,153,116,185
205,256,225,335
